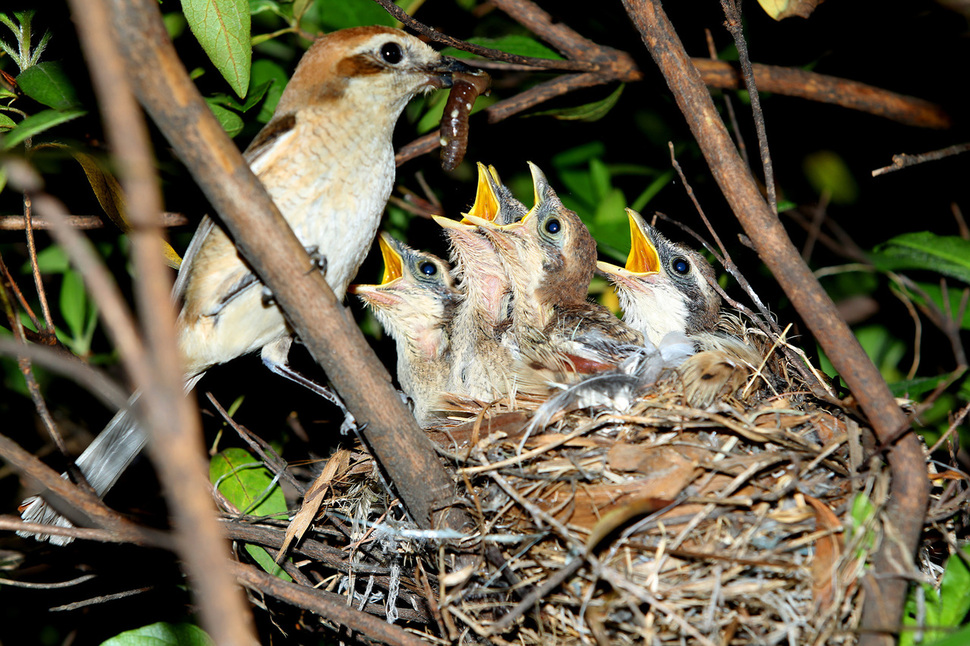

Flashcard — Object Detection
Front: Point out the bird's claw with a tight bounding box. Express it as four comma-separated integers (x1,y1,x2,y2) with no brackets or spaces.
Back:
305,246,328,276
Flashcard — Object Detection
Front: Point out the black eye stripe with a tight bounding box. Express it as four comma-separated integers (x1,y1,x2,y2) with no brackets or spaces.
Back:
380,42,403,64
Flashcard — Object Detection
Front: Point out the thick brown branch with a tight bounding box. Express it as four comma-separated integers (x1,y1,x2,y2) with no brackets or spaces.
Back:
397,72,608,165
620,2,929,642
71,0,254,643
233,562,431,646
694,59,952,130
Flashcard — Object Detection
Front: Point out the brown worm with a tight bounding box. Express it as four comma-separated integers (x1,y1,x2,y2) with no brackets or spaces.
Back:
440,70,491,171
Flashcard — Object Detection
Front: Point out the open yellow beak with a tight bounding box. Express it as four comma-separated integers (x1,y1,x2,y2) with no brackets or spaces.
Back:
624,208,660,274
462,162,501,223
378,232,404,285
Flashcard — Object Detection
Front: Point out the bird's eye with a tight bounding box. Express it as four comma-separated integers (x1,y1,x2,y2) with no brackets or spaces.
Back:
419,261,437,276
380,42,403,64
671,256,691,275
544,218,561,235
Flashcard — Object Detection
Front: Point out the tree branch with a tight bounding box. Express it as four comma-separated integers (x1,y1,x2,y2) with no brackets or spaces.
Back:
619,2,929,642
68,0,256,643
106,0,473,543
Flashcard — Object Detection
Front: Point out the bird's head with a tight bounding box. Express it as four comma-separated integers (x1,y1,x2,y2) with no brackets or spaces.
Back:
276,26,472,117
433,162,526,322
465,163,597,310
351,233,456,355
597,209,721,345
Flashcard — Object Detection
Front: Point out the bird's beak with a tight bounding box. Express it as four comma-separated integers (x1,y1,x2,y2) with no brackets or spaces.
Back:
349,234,406,307
377,232,405,284
424,56,482,89
624,208,661,275
461,162,501,224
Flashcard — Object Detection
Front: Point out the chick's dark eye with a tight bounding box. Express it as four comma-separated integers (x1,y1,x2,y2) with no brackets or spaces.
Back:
671,256,690,275
380,42,403,64
419,261,437,276
544,218,561,234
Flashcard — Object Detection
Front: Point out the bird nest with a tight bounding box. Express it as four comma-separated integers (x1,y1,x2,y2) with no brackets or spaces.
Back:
247,363,963,646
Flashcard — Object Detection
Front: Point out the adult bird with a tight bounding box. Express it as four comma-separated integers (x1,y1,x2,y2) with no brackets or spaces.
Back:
597,209,779,407
351,233,457,426
20,27,471,543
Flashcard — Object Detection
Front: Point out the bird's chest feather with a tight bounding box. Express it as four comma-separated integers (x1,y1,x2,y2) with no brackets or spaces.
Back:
253,114,395,296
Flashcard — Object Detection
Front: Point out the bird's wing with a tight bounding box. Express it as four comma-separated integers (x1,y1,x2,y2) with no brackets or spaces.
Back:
173,115,299,307
172,215,217,303
244,113,297,166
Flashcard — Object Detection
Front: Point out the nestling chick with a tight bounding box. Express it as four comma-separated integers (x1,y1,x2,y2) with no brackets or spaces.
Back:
433,163,525,402
21,27,470,543
351,233,457,426
597,209,774,407
466,163,645,382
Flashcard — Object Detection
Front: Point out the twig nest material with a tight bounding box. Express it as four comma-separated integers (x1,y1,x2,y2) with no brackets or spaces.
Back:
261,367,963,645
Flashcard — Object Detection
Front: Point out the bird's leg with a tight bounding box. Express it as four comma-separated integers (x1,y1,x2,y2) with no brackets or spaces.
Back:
260,339,358,434
260,246,328,306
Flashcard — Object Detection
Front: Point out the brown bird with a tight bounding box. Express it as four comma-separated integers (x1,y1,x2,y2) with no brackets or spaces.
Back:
433,163,526,403
351,233,457,426
466,163,645,383
21,27,470,542
597,209,774,407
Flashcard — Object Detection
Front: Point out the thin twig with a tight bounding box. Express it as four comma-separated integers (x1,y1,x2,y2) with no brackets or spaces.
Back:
719,0,776,214
372,0,596,71
872,143,970,177
704,28,749,169
0,212,189,230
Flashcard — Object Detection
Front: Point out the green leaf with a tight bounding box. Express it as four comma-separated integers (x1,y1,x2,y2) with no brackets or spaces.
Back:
552,141,606,168
207,79,273,113
316,0,395,29
443,35,563,60
210,448,286,518
181,0,251,97
0,108,85,150
854,324,905,383
17,61,81,110
918,623,970,646
205,100,245,138
529,84,624,122
0,112,13,130
938,547,970,628
589,158,612,203
630,169,674,212
889,371,964,400
59,269,87,347
908,281,970,330
101,621,215,646
590,188,629,253
803,150,858,205
29,245,70,274
210,448,290,580
251,58,288,123
872,232,970,286
249,0,287,18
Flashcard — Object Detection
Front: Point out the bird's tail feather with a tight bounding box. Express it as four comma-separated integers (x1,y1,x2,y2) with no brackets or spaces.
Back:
18,394,147,545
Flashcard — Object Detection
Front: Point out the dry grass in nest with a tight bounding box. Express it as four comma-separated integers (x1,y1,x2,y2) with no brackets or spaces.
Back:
230,366,967,645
